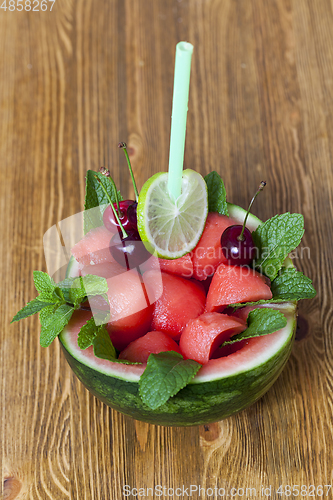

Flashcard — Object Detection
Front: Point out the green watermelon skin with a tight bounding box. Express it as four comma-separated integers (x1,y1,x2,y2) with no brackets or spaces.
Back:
59,314,295,426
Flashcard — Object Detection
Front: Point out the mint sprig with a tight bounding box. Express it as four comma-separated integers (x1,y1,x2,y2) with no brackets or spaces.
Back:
253,213,304,280
77,317,138,364
84,170,123,233
228,264,315,308
139,352,201,409
204,171,229,216
223,308,287,346
12,272,109,348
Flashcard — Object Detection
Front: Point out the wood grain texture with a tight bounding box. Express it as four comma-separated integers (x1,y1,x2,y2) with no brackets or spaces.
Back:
1,0,332,498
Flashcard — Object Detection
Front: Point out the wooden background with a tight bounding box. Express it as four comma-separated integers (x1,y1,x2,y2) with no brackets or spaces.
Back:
1,0,332,498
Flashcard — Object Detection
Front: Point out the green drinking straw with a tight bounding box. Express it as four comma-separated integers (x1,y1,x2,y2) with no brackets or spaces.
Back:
167,41,194,202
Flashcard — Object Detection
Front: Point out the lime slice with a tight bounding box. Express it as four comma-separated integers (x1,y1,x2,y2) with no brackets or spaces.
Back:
137,169,208,259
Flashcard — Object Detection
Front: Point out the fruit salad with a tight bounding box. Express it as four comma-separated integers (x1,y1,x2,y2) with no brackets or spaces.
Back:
12,151,316,426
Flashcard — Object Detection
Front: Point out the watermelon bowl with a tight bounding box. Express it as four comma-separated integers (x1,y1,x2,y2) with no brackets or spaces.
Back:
58,204,297,427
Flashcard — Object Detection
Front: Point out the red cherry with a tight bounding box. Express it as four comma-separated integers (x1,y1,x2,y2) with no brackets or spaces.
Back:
109,230,151,269
127,201,138,231
220,225,257,266
103,200,135,233
221,181,266,266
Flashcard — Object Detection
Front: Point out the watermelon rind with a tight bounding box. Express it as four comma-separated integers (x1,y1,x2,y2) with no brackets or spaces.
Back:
227,202,262,231
66,256,81,278
59,305,296,426
59,204,297,426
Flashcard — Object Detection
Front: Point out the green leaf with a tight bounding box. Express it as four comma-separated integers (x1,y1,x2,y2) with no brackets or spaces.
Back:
229,298,294,310
57,275,109,307
77,316,99,349
57,277,86,305
139,352,202,409
56,278,77,303
54,287,65,302
253,213,304,280
84,170,123,233
224,308,287,345
271,267,316,300
93,326,117,360
81,274,108,297
68,277,86,306
39,304,59,325
11,298,54,323
32,271,63,304
204,171,229,216
33,271,56,294
40,304,74,347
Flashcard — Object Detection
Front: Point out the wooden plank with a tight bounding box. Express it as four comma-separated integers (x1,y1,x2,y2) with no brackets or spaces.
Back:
1,0,332,498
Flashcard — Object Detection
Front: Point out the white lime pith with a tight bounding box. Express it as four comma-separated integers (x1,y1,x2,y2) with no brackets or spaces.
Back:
137,169,208,259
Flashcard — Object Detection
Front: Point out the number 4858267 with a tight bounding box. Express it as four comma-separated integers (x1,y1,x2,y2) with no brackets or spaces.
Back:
1,0,56,11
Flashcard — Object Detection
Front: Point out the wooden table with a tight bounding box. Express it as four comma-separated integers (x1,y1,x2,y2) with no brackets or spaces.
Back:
2,1,332,498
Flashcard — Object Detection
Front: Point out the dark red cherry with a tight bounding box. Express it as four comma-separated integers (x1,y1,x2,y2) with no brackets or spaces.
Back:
220,225,257,266
103,200,135,233
109,230,151,269
127,202,138,231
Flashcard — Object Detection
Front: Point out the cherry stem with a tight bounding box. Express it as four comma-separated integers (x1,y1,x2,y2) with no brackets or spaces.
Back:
94,175,128,239
99,167,121,214
118,142,139,202
238,181,266,241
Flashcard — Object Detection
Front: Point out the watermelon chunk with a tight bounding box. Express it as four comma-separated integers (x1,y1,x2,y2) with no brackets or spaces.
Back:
119,331,181,363
71,226,114,267
80,261,126,279
179,312,246,364
158,254,193,278
81,268,154,351
143,270,206,340
206,263,273,312
191,213,237,280
106,270,155,351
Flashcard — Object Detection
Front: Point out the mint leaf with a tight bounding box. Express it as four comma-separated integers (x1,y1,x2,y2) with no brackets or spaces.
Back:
77,316,98,349
68,277,86,306
39,304,59,325
11,298,54,323
77,318,139,364
93,326,117,360
56,277,78,303
253,213,304,280
229,298,293,310
33,271,56,294
81,274,108,297
224,308,287,345
40,304,74,347
32,272,64,304
54,287,65,303
204,171,229,216
57,277,86,305
139,352,201,409
57,275,109,307
271,267,316,300
84,171,123,233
